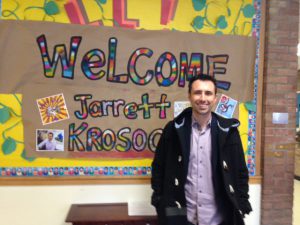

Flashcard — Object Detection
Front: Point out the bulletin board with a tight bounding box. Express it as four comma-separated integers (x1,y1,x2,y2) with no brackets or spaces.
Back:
0,0,264,185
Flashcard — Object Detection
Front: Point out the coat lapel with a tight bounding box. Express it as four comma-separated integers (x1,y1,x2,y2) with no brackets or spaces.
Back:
175,115,191,178
211,114,228,195
217,122,229,153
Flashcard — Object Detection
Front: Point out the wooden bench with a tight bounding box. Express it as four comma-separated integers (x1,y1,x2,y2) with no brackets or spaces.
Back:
66,203,158,225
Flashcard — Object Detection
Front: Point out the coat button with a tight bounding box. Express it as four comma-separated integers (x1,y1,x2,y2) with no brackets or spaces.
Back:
175,178,179,186
229,184,235,194
223,160,228,171
175,201,182,208
178,155,182,162
239,210,243,215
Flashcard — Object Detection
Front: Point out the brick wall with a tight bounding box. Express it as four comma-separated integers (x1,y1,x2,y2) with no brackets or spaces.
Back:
261,1,299,224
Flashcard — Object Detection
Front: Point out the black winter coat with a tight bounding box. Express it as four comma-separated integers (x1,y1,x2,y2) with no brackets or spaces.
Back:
151,108,252,225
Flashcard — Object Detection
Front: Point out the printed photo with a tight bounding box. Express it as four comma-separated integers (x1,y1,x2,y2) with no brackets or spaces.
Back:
36,93,69,125
36,129,64,151
215,94,238,119
174,101,191,118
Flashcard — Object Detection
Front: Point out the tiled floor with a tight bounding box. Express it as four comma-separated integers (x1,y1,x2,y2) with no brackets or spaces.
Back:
293,179,300,225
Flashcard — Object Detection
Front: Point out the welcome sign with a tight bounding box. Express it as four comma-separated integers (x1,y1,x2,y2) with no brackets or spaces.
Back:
0,20,255,158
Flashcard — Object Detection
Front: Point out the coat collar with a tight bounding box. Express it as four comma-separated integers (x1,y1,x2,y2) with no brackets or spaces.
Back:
173,107,241,174
213,112,240,151
174,107,240,131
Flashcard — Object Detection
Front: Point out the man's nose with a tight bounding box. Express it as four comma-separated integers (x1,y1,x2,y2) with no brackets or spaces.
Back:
199,93,206,101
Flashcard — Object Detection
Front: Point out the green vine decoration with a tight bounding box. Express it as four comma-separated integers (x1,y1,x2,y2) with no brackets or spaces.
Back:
94,0,120,26
0,94,23,155
191,0,255,35
1,0,20,20
1,0,61,21
23,0,60,22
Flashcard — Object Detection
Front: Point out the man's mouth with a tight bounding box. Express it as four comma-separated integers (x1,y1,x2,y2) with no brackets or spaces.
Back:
198,104,208,109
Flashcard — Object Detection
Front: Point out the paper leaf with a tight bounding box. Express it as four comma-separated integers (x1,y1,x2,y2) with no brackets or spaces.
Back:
243,4,255,18
217,16,228,29
0,106,10,124
21,149,36,162
192,0,206,11
96,0,107,4
45,1,60,15
2,137,17,155
244,101,256,112
193,16,205,29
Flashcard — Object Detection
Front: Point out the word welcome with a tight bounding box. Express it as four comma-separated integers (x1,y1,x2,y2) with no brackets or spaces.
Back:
37,35,231,90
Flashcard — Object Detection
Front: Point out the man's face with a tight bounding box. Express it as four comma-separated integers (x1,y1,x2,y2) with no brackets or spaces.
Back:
188,80,217,117
48,133,53,141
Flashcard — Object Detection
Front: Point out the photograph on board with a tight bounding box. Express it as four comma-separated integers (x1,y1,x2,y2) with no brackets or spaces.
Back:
36,129,64,151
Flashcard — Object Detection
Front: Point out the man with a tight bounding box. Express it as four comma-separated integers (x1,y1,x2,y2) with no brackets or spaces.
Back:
38,131,57,150
151,75,252,225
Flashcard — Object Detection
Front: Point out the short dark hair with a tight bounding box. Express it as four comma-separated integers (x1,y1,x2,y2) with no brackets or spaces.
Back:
188,75,217,94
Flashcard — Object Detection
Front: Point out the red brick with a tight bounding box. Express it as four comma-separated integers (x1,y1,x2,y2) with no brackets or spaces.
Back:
278,38,298,46
261,1,298,224
276,68,298,76
288,61,298,69
266,76,289,83
277,56,298,63
268,44,289,53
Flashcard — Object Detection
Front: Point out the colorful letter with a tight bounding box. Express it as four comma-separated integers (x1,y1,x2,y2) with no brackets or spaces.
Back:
116,127,131,152
132,129,147,152
74,94,92,119
69,122,88,151
81,49,106,80
148,128,163,152
155,52,178,86
155,94,171,119
102,129,116,151
138,93,155,119
128,48,154,85
179,53,203,87
107,38,129,83
86,127,102,151
124,102,138,119
36,35,81,79
206,55,230,90
89,101,102,118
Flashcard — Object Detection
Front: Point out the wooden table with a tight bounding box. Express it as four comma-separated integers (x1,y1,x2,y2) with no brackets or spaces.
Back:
65,203,158,225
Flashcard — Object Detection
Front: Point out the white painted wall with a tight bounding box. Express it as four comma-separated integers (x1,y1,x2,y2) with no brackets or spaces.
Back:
0,184,260,225
245,184,261,225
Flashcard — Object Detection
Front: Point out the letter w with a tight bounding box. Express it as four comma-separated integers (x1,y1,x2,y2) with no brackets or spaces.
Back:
36,35,82,79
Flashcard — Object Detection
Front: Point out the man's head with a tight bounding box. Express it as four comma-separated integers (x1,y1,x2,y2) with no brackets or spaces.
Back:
47,132,54,141
188,75,218,117
188,75,217,94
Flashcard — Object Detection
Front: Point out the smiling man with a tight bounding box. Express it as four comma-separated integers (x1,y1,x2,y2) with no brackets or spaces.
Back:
38,131,57,150
151,75,252,225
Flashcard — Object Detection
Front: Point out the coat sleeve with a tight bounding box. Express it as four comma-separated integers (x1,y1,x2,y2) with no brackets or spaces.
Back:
151,123,169,215
234,128,252,215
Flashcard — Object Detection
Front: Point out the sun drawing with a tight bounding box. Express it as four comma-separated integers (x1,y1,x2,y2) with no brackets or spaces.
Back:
37,94,69,125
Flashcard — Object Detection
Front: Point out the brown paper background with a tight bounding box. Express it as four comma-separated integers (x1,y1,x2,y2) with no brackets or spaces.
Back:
0,20,256,158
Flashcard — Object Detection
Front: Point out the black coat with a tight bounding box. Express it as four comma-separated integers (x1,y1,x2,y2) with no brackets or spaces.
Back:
151,108,252,225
